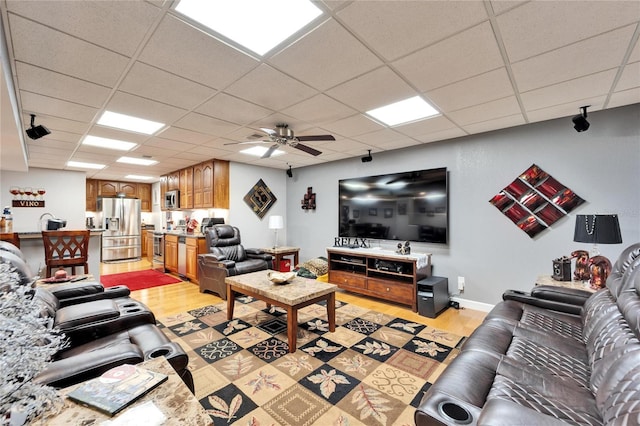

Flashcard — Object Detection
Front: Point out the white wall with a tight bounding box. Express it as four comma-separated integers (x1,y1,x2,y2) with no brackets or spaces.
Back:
285,104,640,305
0,167,86,231
228,162,287,249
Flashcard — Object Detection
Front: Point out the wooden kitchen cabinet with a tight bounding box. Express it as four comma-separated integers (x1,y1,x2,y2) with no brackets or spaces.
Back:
213,160,229,209
165,234,178,273
98,181,138,198
147,230,154,263
86,179,98,211
179,167,193,209
138,183,152,212
141,229,148,258
192,161,208,208
185,237,207,283
167,171,180,192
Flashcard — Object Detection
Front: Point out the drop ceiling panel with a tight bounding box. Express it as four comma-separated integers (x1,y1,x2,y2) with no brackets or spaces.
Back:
105,91,187,124
20,91,98,122
143,137,199,153
427,68,514,112
616,62,640,91
138,14,258,90
27,138,76,151
448,96,521,125
119,62,216,110
394,116,458,139
155,127,212,144
327,66,416,112
321,114,384,138
15,62,111,108
498,1,640,63
33,129,82,144
282,94,356,125
22,114,89,136
337,0,487,61
196,93,272,126
393,22,504,92
526,96,606,123
354,128,407,146
608,87,640,108
415,127,467,144
225,64,318,111
173,112,240,138
462,114,526,135
489,1,527,16
87,127,150,144
512,25,636,92
7,0,161,56
8,14,129,87
520,69,618,111
629,39,640,63
269,19,382,91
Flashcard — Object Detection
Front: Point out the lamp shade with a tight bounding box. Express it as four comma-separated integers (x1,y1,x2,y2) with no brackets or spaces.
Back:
268,215,284,230
574,214,622,244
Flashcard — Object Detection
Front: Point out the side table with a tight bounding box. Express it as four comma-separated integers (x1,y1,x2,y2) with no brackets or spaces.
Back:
261,246,300,271
536,275,596,293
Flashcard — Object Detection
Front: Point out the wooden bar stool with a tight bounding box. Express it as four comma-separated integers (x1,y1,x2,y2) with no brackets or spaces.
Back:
41,230,90,278
0,232,20,248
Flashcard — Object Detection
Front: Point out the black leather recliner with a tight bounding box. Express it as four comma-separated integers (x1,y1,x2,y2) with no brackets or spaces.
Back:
197,225,273,299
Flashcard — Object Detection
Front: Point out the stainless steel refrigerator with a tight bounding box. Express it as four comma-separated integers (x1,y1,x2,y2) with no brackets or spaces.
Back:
97,197,141,262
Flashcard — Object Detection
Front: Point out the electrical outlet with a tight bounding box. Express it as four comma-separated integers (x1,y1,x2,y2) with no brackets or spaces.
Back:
458,276,465,291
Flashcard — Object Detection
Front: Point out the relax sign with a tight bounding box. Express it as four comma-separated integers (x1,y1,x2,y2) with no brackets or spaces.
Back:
333,237,369,248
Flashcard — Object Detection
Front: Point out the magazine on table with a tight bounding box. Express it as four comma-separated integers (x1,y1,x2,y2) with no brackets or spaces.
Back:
67,364,168,416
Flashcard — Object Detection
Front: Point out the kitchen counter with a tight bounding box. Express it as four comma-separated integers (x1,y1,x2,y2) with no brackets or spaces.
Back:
16,230,103,280
163,231,206,239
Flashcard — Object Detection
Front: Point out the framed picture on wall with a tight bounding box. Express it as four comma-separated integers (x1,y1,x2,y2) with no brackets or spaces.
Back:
384,208,393,218
369,208,377,216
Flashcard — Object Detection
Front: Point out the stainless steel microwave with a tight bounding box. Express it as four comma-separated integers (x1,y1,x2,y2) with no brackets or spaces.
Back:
165,190,180,210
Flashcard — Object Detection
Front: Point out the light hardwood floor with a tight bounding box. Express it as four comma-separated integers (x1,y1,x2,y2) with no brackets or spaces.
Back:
101,260,486,337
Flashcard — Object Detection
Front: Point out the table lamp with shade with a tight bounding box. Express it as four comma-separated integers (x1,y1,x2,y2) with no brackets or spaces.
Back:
268,215,284,249
573,214,622,288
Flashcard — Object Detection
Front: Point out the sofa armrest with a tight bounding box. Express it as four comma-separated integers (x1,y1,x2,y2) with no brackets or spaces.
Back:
54,299,120,330
199,253,235,269
58,285,131,308
530,285,592,305
47,281,104,299
502,290,583,315
35,344,144,388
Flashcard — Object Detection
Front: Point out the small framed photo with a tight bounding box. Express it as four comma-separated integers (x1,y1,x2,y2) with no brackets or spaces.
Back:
369,208,378,216
398,203,407,215
353,209,360,218
384,208,393,218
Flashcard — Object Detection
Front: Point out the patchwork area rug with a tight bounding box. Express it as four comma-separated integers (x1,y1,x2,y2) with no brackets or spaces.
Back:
100,269,182,291
158,297,464,426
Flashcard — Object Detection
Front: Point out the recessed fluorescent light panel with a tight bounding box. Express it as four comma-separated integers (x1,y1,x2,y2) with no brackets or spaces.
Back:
67,161,105,169
97,111,165,135
174,0,322,56
125,175,154,180
82,135,137,151
240,146,285,157
116,157,158,166
366,96,439,127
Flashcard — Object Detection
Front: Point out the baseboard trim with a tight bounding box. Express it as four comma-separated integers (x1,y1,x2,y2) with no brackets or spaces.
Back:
450,296,494,312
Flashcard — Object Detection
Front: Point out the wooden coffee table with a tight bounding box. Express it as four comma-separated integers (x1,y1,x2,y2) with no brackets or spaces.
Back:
226,270,337,353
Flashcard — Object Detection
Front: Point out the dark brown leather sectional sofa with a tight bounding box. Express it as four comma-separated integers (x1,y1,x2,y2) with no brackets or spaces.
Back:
416,243,640,425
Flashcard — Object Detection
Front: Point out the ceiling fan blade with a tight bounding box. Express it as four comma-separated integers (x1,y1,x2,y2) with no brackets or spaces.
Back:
261,144,279,159
296,134,335,142
293,143,322,156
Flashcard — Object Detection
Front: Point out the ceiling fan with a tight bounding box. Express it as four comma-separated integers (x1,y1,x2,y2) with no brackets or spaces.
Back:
225,124,335,158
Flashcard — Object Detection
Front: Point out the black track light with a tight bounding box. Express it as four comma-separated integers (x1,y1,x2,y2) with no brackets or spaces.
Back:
572,106,590,132
361,149,373,163
26,114,51,140
286,165,293,178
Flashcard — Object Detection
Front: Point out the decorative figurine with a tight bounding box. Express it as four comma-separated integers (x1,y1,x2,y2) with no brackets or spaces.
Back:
396,241,410,255
572,250,590,281
589,256,612,289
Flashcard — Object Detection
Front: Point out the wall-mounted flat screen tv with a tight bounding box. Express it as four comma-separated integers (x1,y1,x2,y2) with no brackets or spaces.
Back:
339,167,448,244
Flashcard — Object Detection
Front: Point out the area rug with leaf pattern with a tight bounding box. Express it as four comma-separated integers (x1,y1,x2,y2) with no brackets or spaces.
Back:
157,296,465,426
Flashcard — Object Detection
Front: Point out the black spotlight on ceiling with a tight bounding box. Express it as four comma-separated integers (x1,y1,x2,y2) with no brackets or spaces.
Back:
572,106,590,132
286,164,293,178
26,114,51,140
361,149,373,163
